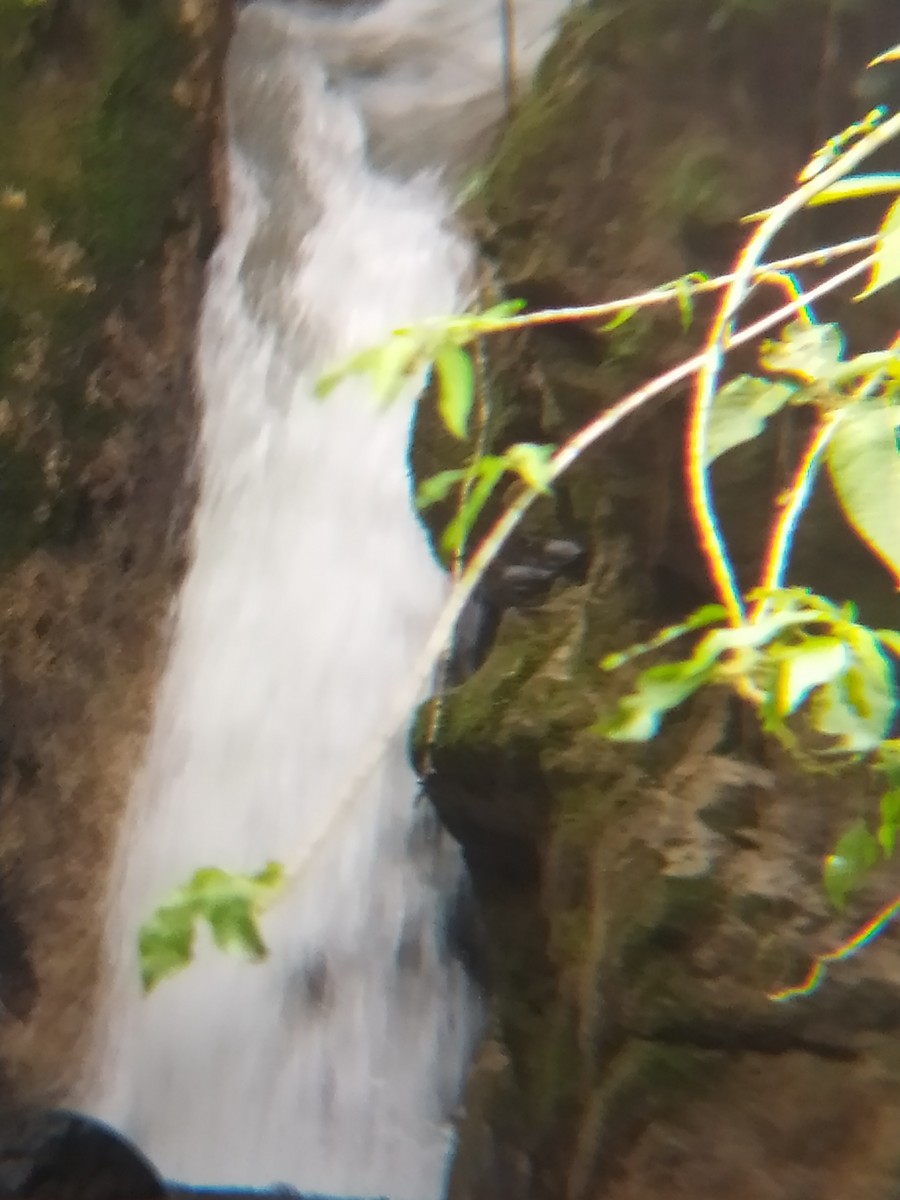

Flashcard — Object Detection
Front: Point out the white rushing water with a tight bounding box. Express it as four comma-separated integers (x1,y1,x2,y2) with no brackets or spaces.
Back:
82,1,568,1194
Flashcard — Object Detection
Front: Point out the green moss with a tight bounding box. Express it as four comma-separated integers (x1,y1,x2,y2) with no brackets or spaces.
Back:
0,0,198,565
0,434,46,564
76,7,191,272
653,140,738,226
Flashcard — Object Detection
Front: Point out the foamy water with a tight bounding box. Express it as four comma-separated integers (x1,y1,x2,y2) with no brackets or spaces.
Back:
81,2,568,1193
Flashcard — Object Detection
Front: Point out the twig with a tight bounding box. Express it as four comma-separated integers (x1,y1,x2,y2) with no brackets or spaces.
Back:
687,110,900,627
756,412,844,606
278,252,873,901
484,236,875,332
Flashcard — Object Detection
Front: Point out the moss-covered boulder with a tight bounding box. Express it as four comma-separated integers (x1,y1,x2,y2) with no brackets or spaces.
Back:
422,3,900,1197
0,0,227,1107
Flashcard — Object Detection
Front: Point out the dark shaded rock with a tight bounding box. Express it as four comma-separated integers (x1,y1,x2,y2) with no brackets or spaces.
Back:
0,1110,164,1199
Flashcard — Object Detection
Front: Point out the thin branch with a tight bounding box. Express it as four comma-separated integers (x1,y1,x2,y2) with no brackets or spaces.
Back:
687,110,900,627
755,329,900,613
278,252,873,899
756,413,844,608
484,236,875,332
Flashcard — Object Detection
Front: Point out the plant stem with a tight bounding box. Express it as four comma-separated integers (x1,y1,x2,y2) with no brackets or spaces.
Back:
483,237,875,333
755,413,843,614
279,253,873,898
688,110,900,626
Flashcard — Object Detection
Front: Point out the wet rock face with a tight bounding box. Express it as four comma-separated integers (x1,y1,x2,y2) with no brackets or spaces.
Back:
419,2,900,1198
0,0,229,1109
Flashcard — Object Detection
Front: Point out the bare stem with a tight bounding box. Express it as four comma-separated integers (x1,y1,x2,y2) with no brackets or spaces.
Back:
755,413,843,614
280,252,873,895
484,236,875,332
688,110,900,626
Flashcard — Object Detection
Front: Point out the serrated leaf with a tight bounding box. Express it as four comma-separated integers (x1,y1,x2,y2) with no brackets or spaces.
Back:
504,442,555,492
138,904,194,994
416,469,467,509
760,321,844,382
138,862,285,993
207,900,267,958
823,821,880,909
706,375,796,463
434,345,475,439
856,196,900,300
878,788,900,857
773,636,848,717
826,401,900,585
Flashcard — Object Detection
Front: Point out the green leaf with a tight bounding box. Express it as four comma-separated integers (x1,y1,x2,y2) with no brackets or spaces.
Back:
315,346,384,399
869,45,900,67
439,456,507,559
746,175,900,221
370,333,420,403
772,636,849,717
823,821,880,910
670,272,708,331
826,401,900,585
878,788,900,857
811,660,896,753
416,469,467,509
138,904,195,995
706,375,796,463
828,350,900,388
599,305,638,333
760,321,844,382
600,603,727,671
597,660,713,742
478,299,527,322
504,443,556,493
138,862,285,993
434,345,475,439
877,628,900,657
857,196,900,299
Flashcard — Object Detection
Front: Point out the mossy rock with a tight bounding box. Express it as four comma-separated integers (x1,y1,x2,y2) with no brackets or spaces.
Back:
0,0,199,565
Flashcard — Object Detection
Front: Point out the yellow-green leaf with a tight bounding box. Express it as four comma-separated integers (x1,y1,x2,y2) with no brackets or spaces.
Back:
416,469,467,509
856,196,900,299
869,45,900,68
434,345,475,439
827,401,900,585
878,789,900,857
504,443,556,493
823,821,879,910
138,862,285,993
760,321,844,382
773,637,848,717
706,375,796,463
745,175,900,221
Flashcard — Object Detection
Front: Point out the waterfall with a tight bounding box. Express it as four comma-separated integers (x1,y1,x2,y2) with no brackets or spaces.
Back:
81,1,567,1195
